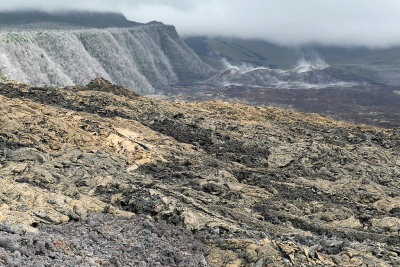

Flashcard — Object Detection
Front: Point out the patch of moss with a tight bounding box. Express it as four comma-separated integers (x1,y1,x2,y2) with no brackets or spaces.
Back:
3,33,29,43
0,69,7,82
79,32,103,38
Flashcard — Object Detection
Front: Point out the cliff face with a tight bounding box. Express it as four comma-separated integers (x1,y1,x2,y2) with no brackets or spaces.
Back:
0,79,399,266
0,17,212,94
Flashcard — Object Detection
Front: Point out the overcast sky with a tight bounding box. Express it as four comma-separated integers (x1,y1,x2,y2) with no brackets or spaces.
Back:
1,0,400,47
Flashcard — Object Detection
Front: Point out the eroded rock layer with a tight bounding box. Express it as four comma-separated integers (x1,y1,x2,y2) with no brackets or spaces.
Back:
0,79,399,266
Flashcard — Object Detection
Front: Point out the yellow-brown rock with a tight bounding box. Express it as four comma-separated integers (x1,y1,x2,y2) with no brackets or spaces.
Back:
0,78,399,266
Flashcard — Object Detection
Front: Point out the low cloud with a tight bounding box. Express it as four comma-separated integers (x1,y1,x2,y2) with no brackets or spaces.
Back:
1,0,400,47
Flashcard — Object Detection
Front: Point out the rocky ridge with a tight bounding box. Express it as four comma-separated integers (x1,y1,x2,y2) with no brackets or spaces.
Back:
0,78,399,266
0,213,208,266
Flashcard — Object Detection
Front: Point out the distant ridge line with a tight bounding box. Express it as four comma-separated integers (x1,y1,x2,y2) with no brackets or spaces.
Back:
0,10,162,28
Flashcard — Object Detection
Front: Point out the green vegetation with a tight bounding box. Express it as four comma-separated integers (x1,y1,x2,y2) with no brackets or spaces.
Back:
3,33,29,43
206,38,297,69
79,32,103,38
0,69,7,82
184,36,297,69
0,11,141,28
36,32,49,37
185,36,400,76
35,32,50,40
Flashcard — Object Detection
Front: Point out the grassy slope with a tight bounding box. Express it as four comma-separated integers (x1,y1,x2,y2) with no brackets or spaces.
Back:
184,36,297,69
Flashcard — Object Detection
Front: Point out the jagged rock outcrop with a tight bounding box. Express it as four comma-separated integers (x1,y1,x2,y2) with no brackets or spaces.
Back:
0,78,399,266
0,12,212,94
0,213,209,266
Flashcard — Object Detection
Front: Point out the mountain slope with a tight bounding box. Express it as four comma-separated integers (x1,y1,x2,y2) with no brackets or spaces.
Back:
184,36,298,70
0,79,399,266
0,10,141,28
0,12,212,94
185,36,400,86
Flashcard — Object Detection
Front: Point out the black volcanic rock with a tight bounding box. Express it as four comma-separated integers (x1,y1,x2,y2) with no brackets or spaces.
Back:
0,213,209,266
0,79,399,266
69,77,140,98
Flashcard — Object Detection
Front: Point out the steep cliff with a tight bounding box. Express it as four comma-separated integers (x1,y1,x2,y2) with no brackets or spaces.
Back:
0,12,212,94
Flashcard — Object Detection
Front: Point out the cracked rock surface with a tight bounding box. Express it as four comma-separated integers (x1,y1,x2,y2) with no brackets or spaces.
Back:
0,78,399,266
0,213,208,266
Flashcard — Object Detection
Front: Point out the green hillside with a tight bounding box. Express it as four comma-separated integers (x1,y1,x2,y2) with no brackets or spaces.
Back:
184,36,298,69
184,36,400,85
